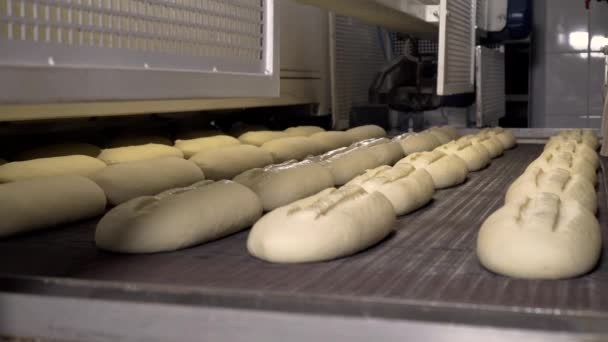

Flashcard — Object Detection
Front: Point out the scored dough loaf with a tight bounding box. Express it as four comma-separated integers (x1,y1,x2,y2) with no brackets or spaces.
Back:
233,160,335,211
313,147,382,186
506,167,597,213
174,135,241,158
309,131,353,151
477,192,601,279
543,139,599,169
480,127,517,150
260,136,327,163
238,131,289,146
247,185,396,263
284,126,326,137
437,126,460,140
558,129,599,150
347,164,434,215
459,135,503,159
426,127,453,145
108,136,173,148
352,138,404,165
98,144,184,165
90,157,205,206
395,132,442,155
0,176,107,238
95,180,263,254
18,142,101,160
435,140,490,172
0,155,107,183
345,125,387,143
189,144,274,180
397,151,468,189
527,151,597,185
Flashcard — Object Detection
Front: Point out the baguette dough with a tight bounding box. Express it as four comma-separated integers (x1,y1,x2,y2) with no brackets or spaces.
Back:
558,129,599,150
309,131,353,151
247,185,396,263
18,143,101,160
527,151,597,185
426,127,453,144
238,131,289,146
0,176,107,238
233,160,335,211
397,151,468,189
108,136,173,147
345,125,387,143
260,137,327,163
506,167,597,213
435,140,490,171
313,147,382,185
284,126,326,136
0,155,107,183
90,157,205,206
95,180,263,253
544,139,599,169
477,192,601,279
459,135,503,158
480,127,517,150
347,165,434,215
98,144,184,165
437,126,460,140
395,132,442,155
174,135,241,158
189,145,274,180
353,138,404,165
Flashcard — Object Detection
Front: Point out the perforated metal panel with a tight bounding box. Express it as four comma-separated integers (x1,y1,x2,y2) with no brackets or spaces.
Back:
475,46,505,127
437,0,475,95
0,0,278,103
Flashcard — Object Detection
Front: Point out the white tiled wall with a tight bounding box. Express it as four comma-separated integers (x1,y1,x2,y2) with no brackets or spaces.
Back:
531,0,608,128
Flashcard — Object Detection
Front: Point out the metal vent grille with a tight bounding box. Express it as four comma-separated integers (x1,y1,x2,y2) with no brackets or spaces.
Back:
475,46,505,127
437,0,475,95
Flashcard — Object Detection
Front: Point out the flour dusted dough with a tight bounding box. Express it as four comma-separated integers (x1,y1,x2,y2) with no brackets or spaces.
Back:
352,138,404,165
460,135,503,158
347,165,434,215
0,155,107,183
18,143,101,160
313,147,382,185
544,139,599,169
477,192,601,279
0,176,107,238
98,144,184,165
247,185,396,263
108,136,173,147
435,140,490,172
395,132,441,155
397,151,468,189
506,167,597,213
189,144,274,180
90,157,205,206
233,160,335,211
95,180,263,253
527,151,597,185
345,125,387,143
309,131,353,151
238,131,289,146
284,126,326,137
261,137,327,163
174,135,241,158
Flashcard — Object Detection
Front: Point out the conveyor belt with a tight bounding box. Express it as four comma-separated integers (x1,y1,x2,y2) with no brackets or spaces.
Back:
1,144,607,335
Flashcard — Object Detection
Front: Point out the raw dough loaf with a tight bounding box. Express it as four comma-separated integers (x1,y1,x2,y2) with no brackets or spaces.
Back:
229,123,269,137
190,145,274,180
313,147,382,186
544,139,599,169
247,185,396,263
176,129,224,140
233,160,335,211
0,176,107,238
395,132,442,155
506,167,597,213
260,137,327,163
437,126,460,140
98,144,184,165
459,135,503,159
108,136,173,147
18,143,101,160
0,155,107,183
238,131,289,146
309,131,353,151
426,127,453,144
347,164,434,215
558,129,599,150
345,125,387,143
480,127,517,150
174,135,241,158
95,180,263,253
527,151,597,185
352,138,404,165
90,157,205,206
284,126,326,137
477,192,601,279
397,151,468,189
435,140,490,172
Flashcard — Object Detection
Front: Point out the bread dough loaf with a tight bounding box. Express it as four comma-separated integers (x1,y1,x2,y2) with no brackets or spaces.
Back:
18,143,101,160
260,137,327,163
435,140,490,172
544,139,599,169
477,192,601,279
527,151,597,185
313,147,382,186
284,126,326,137
558,129,599,150
229,123,269,137
90,157,205,206
345,125,387,143
247,185,396,263
95,180,263,253
174,135,241,158
395,132,442,155
98,144,184,165
238,131,289,146
426,127,453,144
353,138,404,165
108,136,173,147
347,165,434,215
190,145,274,180
309,131,353,151
506,167,597,213
233,160,335,211
459,135,503,158
176,129,224,140
480,127,516,150
437,126,460,140
0,176,107,238
0,155,107,183
397,151,468,189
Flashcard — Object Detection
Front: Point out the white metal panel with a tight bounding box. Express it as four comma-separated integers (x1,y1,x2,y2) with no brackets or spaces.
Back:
437,0,475,95
475,46,505,127
476,0,507,32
